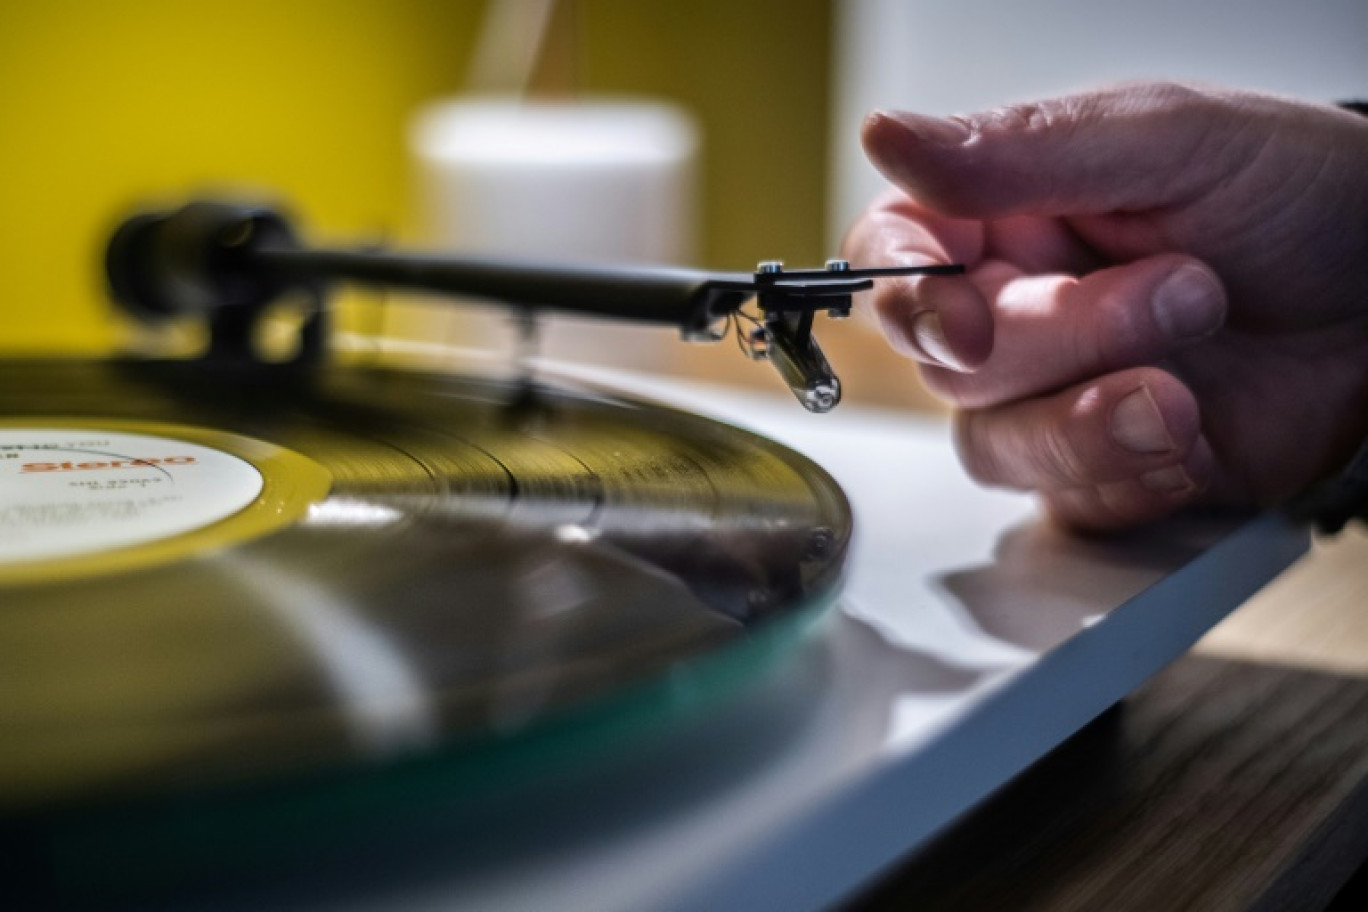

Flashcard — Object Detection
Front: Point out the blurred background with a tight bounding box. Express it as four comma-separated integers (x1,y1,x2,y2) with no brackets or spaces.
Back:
1,0,1364,408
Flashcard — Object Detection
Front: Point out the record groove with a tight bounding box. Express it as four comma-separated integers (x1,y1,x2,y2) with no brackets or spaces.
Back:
0,358,850,811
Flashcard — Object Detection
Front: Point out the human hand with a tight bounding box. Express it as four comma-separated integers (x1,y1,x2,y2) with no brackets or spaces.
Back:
842,82,1368,530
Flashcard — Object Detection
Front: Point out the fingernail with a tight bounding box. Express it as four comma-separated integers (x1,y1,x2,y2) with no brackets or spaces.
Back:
879,111,973,146
1140,466,1195,495
1110,386,1174,454
911,311,968,370
1152,266,1224,340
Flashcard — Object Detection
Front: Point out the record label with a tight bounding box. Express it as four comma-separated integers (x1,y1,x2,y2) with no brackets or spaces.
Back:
0,427,263,564
0,418,333,584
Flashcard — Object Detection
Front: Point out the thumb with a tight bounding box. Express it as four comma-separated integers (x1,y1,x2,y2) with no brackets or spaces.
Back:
862,83,1248,219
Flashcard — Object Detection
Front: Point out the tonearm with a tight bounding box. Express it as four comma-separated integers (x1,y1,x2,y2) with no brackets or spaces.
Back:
105,200,962,412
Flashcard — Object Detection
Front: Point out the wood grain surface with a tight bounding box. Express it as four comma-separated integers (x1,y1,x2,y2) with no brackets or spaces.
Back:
847,529,1368,912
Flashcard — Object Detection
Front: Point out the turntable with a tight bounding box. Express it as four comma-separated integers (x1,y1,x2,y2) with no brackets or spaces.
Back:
0,201,1308,910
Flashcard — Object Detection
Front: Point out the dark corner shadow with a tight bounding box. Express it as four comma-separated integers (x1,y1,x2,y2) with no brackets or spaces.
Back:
931,511,1255,654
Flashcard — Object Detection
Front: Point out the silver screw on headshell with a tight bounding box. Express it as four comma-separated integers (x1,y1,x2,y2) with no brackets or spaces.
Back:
757,260,784,275
825,259,853,318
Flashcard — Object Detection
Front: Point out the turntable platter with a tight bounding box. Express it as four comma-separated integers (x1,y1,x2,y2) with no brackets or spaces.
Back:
0,358,849,813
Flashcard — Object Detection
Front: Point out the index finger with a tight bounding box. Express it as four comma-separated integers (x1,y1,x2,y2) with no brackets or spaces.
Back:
843,188,986,270
841,190,992,371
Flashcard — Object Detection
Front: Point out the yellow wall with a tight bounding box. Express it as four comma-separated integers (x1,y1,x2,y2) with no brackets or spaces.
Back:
0,0,483,351
576,0,831,275
0,1,831,354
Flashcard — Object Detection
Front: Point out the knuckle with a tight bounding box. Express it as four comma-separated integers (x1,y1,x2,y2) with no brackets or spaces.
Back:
1059,277,1113,369
1035,420,1090,487
1138,80,1205,112
953,411,1008,487
1104,80,1208,119
995,101,1051,133
981,97,1081,138
1092,288,1149,367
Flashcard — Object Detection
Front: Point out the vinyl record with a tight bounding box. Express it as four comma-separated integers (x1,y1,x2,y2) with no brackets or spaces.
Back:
0,358,850,820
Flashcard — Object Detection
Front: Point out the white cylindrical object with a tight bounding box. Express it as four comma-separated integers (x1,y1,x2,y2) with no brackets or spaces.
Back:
410,97,700,370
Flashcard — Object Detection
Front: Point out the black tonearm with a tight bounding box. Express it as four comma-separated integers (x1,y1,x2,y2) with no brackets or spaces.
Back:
105,200,962,412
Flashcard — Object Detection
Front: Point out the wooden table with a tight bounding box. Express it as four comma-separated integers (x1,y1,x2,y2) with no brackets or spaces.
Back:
851,528,1368,911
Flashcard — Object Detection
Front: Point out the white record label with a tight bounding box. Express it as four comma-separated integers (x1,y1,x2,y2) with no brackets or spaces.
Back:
0,428,264,565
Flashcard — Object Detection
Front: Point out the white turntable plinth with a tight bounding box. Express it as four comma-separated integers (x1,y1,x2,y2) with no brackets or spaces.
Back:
263,368,1308,912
